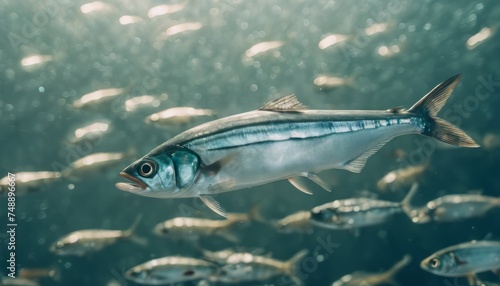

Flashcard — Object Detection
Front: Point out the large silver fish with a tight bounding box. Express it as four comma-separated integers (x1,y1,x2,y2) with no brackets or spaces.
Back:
117,75,478,217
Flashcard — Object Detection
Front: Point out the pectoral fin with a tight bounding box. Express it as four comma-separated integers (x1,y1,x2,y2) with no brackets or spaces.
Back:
202,154,237,176
288,172,331,194
200,195,227,218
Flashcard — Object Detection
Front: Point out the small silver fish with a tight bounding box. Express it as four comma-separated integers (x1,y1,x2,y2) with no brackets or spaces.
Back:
20,54,54,68
119,15,143,25
313,75,354,91
215,250,308,284
377,164,427,192
332,255,411,286
147,3,186,18
125,256,218,285
421,240,500,277
310,184,415,230
403,186,500,223
144,107,216,127
318,34,351,49
63,151,132,179
153,211,254,243
244,41,286,58
117,75,478,217
0,277,40,286
19,267,60,281
274,210,312,234
0,172,62,196
73,88,125,109
66,121,111,145
364,23,393,36
162,22,203,38
50,215,143,256
466,27,493,50
80,1,114,14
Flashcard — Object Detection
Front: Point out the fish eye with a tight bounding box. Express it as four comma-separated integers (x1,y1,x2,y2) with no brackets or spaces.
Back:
137,160,157,178
183,270,195,277
430,258,441,268
56,241,64,248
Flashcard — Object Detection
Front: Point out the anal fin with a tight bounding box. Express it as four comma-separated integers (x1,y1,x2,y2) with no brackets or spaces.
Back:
199,195,227,218
305,173,331,192
342,140,390,173
288,172,331,194
288,177,313,195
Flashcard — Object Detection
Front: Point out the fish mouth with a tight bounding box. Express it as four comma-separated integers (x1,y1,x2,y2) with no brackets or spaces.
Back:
420,257,432,271
117,172,148,192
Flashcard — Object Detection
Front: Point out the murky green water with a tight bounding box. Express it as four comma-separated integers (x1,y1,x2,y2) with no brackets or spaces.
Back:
1,0,500,285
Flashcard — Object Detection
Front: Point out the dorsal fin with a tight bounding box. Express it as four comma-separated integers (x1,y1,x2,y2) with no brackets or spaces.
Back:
259,95,307,112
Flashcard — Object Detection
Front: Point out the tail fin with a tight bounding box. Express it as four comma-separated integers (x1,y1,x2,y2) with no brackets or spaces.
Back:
380,255,412,285
226,203,267,225
401,183,419,218
247,203,268,224
123,214,142,237
283,249,309,276
408,74,479,147
281,249,308,285
123,214,148,246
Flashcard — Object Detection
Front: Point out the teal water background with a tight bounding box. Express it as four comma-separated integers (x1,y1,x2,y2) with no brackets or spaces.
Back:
1,0,500,285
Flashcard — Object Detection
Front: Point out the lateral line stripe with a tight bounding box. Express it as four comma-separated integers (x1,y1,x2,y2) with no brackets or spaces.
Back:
186,118,422,150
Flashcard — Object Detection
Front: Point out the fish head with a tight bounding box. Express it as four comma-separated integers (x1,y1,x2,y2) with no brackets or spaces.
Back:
125,266,153,284
420,251,459,276
153,222,169,236
425,201,448,222
274,219,291,232
310,207,344,228
116,147,200,198
50,234,87,256
274,211,311,233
